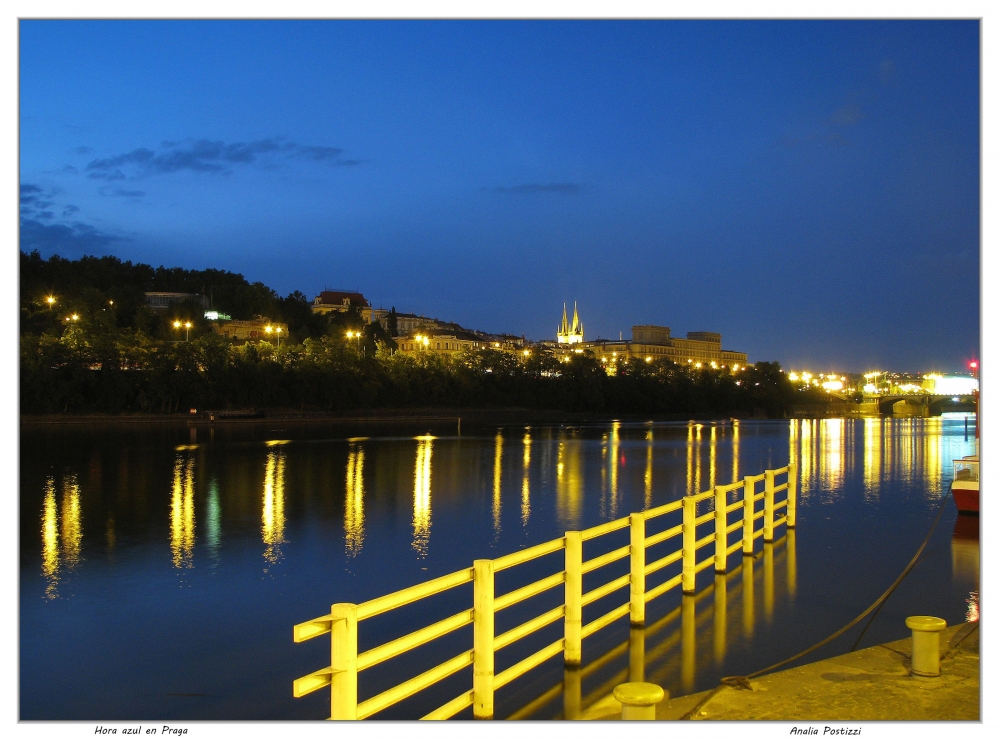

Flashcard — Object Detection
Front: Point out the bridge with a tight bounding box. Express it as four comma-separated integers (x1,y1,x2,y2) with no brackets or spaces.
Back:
813,393,975,418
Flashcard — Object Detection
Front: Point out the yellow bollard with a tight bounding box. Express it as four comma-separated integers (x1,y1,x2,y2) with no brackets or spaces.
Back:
763,469,775,542
786,462,797,528
564,531,583,666
742,476,755,555
906,616,947,677
613,681,665,720
473,559,495,719
630,513,646,625
682,496,696,593
329,603,358,720
714,484,728,573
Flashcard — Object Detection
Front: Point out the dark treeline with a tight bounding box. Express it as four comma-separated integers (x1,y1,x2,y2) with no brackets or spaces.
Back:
20,250,798,417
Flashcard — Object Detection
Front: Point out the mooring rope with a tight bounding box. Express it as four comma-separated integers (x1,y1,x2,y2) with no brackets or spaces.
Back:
679,494,952,720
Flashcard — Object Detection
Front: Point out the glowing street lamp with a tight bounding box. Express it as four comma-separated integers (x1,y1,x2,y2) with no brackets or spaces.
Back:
265,325,283,349
45,296,56,307
67,313,79,322
173,320,192,342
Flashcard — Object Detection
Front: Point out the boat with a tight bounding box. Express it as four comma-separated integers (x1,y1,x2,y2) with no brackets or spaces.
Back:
951,374,979,515
952,451,979,514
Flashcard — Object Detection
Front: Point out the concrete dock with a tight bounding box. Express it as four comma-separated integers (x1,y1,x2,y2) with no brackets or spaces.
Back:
587,621,979,721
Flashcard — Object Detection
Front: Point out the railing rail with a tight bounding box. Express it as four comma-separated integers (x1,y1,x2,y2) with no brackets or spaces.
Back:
294,461,797,720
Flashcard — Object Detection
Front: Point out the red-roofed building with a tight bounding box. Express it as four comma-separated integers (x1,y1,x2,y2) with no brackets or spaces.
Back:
312,289,387,324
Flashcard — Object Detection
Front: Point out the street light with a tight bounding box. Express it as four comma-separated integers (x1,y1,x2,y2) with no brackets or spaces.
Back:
45,296,56,307
173,320,192,342
265,325,283,349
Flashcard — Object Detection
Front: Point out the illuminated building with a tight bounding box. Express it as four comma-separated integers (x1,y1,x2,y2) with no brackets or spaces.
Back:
212,318,288,342
397,328,485,356
555,323,747,370
557,302,585,344
311,289,388,324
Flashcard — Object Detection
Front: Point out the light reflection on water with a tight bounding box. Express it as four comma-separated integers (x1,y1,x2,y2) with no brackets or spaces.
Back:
22,415,977,720
412,436,433,557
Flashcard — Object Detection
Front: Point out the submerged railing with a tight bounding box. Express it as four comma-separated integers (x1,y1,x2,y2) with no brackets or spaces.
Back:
293,463,797,719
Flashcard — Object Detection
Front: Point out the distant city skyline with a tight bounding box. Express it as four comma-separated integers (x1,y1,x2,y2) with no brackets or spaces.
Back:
19,20,980,372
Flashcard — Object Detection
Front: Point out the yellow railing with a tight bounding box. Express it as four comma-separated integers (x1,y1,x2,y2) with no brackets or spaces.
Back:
293,462,797,720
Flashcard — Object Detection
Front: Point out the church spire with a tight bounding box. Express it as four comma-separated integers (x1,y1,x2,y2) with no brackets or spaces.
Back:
557,301,584,344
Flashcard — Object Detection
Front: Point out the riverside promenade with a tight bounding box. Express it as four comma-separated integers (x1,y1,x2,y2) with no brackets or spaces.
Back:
587,622,979,721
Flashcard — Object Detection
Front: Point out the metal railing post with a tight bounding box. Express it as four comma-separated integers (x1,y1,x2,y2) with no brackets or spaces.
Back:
329,603,358,720
786,462,797,528
714,485,727,573
742,476,755,555
473,559,495,719
630,513,646,625
564,531,583,666
682,496,696,593
763,469,775,543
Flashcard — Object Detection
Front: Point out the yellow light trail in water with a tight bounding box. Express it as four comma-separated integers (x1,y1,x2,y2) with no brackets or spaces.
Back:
608,422,620,518
262,449,286,564
345,446,365,557
61,474,82,570
170,457,196,569
521,431,531,526
493,431,503,536
644,428,654,509
41,477,59,599
412,436,434,557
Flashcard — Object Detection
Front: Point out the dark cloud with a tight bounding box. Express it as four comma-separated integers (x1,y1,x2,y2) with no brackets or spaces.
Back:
291,145,344,161
20,183,54,217
73,146,94,155
62,205,80,217
491,183,581,195
99,187,146,197
83,137,361,179
20,217,127,256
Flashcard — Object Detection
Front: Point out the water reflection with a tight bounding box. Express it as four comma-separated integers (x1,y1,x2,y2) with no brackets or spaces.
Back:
170,456,196,569
493,432,503,536
345,445,366,557
607,422,620,518
42,476,72,599
206,479,221,565
412,436,434,557
644,429,654,509
556,434,583,530
732,421,740,485
528,529,798,719
521,431,531,527
792,416,971,503
262,447,286,565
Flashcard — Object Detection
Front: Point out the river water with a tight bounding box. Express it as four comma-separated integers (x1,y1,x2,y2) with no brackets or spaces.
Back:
19,415,979,720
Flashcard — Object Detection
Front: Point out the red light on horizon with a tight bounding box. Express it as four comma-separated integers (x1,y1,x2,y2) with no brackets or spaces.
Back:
970,361,978,369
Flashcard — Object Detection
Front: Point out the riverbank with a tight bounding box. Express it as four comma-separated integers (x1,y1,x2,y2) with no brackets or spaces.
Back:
19,408,747,427
587,622,979,721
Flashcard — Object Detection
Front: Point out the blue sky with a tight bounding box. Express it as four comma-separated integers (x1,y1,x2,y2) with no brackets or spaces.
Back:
19,20,980,371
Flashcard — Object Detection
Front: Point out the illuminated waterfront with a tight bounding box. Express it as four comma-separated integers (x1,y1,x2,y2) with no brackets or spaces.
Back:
20,415,977,719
